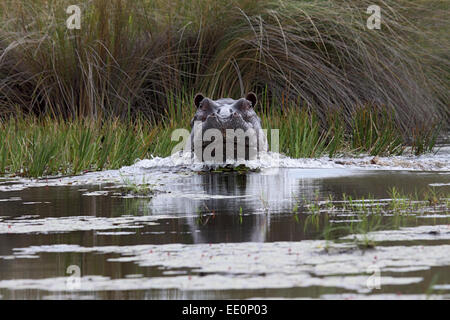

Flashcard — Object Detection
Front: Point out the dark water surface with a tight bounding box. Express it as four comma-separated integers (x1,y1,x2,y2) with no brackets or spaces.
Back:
0,169,449,299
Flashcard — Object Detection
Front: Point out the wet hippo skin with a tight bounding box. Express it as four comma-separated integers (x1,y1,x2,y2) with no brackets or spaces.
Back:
189,92,268,161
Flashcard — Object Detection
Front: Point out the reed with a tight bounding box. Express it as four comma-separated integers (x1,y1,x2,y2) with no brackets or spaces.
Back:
0,101,442,177
0,0,447,132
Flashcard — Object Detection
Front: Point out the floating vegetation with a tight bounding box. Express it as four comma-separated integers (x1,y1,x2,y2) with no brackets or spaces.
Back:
209,164,257,174
298,188,450,249
302,188,450,218
239,206,243,224
118,175,158,197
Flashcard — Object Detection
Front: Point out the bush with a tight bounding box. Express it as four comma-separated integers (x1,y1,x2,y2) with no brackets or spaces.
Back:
0,0,448,134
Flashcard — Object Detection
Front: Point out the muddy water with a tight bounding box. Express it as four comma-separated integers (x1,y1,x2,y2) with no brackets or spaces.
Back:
0,166,449,299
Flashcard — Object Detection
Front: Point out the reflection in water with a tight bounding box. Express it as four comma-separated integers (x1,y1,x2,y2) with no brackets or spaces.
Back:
146,169,450,244
0,168,449,299
147,169,348,243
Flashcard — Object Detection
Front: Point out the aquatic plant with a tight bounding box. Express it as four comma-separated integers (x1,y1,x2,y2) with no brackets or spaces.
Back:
239,206,243,224
301,189,449,246
291,195,300,223
120,176,155,196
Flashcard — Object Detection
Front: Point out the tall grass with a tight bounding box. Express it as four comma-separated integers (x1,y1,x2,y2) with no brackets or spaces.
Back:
0,0,448,133
0,116,155,177
351,107,404,156
0,93,197,177
1,100,433,177
261,98,408,158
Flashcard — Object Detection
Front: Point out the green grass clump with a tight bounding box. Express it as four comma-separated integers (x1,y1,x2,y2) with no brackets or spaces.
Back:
120,176,155,196
262,102,435,158
0,93,197,177
410,122,443,156
300,188,449,249
0,116,159,177
264,107,328,158
351,108,405,156
304,189,450,218
0,101,443,178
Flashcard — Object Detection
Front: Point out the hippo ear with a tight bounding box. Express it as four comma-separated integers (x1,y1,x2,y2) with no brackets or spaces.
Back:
245,92,257,107
194,93,205,108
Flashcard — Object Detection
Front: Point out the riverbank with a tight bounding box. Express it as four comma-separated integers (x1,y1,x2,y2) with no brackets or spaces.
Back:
0,104,443,178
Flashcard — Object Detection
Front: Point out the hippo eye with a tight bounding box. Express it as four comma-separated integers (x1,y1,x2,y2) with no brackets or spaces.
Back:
241,101,251,111
201,103,210,112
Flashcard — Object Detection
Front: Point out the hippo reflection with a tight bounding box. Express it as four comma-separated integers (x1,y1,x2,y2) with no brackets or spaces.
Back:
147,170,316,244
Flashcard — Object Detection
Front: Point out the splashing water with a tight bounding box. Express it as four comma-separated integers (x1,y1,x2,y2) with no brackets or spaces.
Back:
127,147,450,172
0,148,448,193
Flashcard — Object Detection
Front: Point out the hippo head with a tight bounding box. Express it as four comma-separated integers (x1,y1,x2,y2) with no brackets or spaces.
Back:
189,92,268,161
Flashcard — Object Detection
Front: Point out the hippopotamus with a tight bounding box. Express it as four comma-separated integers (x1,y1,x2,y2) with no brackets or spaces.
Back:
189,92,268,161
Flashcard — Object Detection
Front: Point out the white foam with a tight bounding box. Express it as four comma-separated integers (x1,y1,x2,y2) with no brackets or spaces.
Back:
82,191,109,196
127,150,450,171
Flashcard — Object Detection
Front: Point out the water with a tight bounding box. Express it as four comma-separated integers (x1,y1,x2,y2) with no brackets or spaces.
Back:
0,151,449,299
